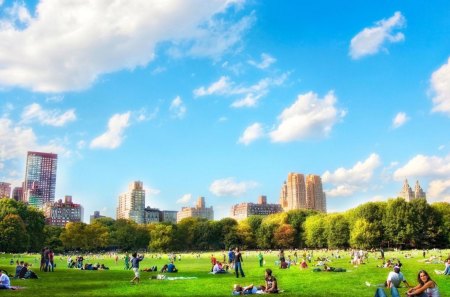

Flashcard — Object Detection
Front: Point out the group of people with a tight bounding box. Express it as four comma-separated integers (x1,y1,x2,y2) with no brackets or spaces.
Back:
40,247,55,272
372,265,441,297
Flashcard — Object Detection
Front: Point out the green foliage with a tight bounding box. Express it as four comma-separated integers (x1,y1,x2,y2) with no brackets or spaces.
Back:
0,214,29,252
148,223,176,252
325,214,349,248
303,214,327,248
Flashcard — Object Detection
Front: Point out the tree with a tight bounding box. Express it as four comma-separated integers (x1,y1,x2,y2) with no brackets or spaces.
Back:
408,199,446,248
60,222,88,250
0,214,29,252
274,224,296,248
346,201,385,247
383,198,411,248
286,209,317,248
432,202,450,246
43,225,63,252
256,222,277,249
325,214,349,248
149,223,176,252
349,218,381,249
303,214,327,248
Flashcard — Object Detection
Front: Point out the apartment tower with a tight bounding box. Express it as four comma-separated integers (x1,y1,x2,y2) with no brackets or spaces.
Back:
116,181,145,224
23,151,58,207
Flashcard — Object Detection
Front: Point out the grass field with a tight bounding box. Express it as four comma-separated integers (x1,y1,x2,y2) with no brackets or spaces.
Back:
0,250,449,297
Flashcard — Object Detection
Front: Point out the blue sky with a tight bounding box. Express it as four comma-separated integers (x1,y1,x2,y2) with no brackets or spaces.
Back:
1,0,449,222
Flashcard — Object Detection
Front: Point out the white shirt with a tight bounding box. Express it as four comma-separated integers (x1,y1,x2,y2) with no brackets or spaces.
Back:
387,271,405,288
0,274,11,288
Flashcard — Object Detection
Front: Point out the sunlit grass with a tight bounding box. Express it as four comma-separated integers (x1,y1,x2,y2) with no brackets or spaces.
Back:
0,250,449,296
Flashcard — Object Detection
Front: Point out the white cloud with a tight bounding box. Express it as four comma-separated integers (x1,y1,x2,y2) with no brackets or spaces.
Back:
248,53,276,69
430,57,450,116
393,154,450,180
428,179,450,203
209,177,258,197
238,122,264,145
270,91,346,142
0,116,67,183
21,103,76,127
349,11,405,59
45,95,64,103
194,76,231,96
90,112,131,149
144,186,161,197
0,0,246,92
322,154,381,197
177,193,192,204
392,112,408,128
194,72,289,108
169,96,187,119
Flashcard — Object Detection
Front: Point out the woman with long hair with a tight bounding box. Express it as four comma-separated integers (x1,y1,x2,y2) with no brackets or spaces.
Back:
406,270,440,297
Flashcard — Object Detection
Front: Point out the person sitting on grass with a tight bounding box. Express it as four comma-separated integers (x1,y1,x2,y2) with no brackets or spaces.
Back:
18,263,29,279
167,261,178,273
212,262,227,274
14,261,24,279
264,268,278,294
406,270,440,297
300,259,308,269
435,258,450,275
0,270,17,290
386,266,410,289
232,284,265,295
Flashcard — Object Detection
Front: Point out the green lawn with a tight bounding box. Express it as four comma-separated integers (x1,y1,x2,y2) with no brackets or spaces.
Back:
1,250,449,296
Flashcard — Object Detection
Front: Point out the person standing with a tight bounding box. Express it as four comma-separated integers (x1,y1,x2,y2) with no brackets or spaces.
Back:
228,248,235,264
234,247,245,278
124,254,130,270
130,252,144,284
258,251,264,267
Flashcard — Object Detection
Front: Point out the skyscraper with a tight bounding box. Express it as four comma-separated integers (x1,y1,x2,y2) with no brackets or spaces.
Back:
280,172,326,213
279,173,306,211
305,175,327,212
116,181,145,224
23,151,58,207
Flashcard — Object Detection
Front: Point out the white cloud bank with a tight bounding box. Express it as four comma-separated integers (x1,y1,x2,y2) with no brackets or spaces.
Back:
393,154,450,180
238,122,264,145
0,0,247,92
90,112,131,149
430,57,450,116
194,73,288,108
209,177,258,197
270,91,346,142
248,53,276,69
350,11,405,59
322,153,381,197
21,103,76,127
177,193,192,204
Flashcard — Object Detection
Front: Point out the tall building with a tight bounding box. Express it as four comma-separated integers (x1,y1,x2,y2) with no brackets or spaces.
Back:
399,179,426,201
116,181,145,224
414,180,426,200
279,172,326,213
279,173,306,211
23,151,57,207
0,182,11,198
305,175,327,212
43,195,83,227
143,207,178,224
177,196,214,223
12,187,23,201
230,195,283,221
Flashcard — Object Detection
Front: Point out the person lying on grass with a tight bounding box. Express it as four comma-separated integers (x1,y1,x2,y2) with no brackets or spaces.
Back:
232,284,265,295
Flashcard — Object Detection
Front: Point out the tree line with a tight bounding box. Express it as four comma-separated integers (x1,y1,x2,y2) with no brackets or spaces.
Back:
0,198,449,253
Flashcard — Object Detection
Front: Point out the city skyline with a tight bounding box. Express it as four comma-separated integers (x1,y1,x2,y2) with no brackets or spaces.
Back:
0,1,449,222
